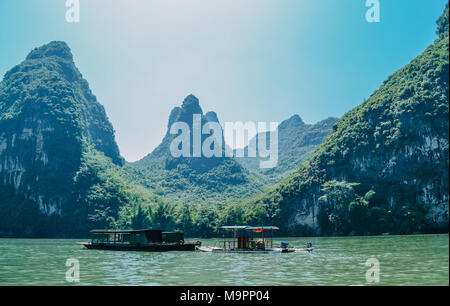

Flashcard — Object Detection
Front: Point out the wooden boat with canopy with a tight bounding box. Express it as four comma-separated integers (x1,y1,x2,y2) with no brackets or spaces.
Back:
77,229,201,252
196,226,313,253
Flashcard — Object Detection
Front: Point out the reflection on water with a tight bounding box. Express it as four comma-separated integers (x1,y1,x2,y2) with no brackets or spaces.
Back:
0,235,448,285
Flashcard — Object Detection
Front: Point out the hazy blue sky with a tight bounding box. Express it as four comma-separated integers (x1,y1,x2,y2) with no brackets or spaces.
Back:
0,0,447,161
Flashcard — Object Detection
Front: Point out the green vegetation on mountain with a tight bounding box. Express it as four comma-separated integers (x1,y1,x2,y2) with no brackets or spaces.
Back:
130,95,266,205
229,5,449,236
237,115,338,182
0,42,155,237
0,42,266,237
1,5,448,238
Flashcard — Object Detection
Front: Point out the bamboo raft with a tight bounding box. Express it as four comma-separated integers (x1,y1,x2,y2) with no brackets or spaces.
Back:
196,246,313,253
197,226,314,254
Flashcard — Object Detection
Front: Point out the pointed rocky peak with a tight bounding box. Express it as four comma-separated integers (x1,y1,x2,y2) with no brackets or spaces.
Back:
278,114,304,131
181,94,203,115
169,94,204,126
288,114,305,125
26,41,74,61
1,41,123,166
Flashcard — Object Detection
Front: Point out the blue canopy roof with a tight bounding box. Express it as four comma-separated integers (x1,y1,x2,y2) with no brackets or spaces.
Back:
220,226,247,229
220,226,279,230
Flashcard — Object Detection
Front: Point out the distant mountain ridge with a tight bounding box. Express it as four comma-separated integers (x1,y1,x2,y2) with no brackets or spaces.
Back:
236,115,338,181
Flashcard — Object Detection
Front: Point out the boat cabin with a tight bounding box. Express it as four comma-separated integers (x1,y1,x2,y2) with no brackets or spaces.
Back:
90,229,185,246
220,226,279,250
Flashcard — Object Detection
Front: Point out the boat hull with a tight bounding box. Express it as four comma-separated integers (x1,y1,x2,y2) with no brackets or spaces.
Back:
196,246,313,253
77,242,198,252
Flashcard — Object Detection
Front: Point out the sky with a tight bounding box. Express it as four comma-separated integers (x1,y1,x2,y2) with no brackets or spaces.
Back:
0,0,447,161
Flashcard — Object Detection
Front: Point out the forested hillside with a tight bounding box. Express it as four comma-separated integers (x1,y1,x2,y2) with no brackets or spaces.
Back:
0,42,157,237
130,95,266,205
226,5,449,236
1,5,447,238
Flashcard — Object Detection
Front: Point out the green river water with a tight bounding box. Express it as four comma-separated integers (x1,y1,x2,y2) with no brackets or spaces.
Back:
0,234,448,286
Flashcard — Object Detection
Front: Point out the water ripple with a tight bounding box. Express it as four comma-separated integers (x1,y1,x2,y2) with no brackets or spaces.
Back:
0,235,448,286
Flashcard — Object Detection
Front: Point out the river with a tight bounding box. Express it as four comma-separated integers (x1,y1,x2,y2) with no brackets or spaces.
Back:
0,234,448,285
